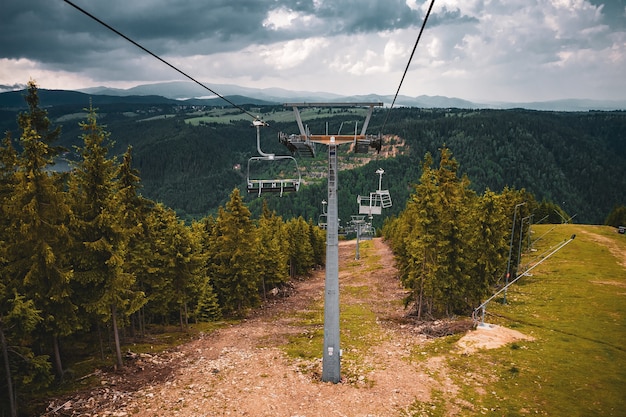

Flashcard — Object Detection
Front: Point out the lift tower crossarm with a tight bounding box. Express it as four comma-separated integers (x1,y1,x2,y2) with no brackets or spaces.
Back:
284,102,383,139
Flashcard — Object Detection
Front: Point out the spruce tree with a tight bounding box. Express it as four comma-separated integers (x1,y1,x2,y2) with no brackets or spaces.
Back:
115,146,149,334
285,217,314,278
465,189,509,307
256,204,289,299
194,216,222,321
403,152,441,318
5,82,76,379
209,188,260,316
68,106,140,368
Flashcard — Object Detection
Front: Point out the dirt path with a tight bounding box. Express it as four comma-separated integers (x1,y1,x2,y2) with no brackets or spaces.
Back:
577,228,626,268
44,238,526,417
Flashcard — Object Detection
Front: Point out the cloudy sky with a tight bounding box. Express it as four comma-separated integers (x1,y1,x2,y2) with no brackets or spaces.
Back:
1,0,625,102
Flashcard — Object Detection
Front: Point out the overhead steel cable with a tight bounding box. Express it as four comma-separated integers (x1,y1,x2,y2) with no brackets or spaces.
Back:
62,0,259,121
381,0,436,133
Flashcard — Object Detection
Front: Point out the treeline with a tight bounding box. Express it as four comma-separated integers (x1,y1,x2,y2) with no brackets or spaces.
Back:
383,146,542,319
0,83,324,417
4,94,624,224
374,108,626,224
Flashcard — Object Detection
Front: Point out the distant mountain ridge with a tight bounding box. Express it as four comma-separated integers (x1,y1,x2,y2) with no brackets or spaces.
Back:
1,81,625,111
78,81,626,111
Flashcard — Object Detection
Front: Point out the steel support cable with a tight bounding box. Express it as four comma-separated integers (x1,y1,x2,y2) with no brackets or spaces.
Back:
381,0,436,133
62,0,259,121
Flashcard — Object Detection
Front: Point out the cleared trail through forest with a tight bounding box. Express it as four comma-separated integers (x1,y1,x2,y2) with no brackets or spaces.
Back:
46,238,464,416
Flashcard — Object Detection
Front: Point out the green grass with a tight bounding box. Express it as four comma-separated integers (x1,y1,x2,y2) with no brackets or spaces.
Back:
402,389,447,417
282,308,324,360
442,224,626,416
281,239,386,383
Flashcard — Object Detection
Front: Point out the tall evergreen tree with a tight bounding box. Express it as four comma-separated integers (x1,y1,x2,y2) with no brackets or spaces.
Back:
433,146,472,315
256,204,289,299
10,120,76,378
0,83,61,416
464,189,509,307
308,218,326,268
68,106,140,368
3,82,76,379
115,146,148,334
191,221,221,322
285,216,314,278
209,188,260,316
402,152,441,318
1,133,21,417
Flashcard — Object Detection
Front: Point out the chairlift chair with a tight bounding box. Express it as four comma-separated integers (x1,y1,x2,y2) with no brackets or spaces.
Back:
356,168,392,215
279,132,316,158
247,120,301,197
318,200,328,229
357,193,383,215
360,222,374,240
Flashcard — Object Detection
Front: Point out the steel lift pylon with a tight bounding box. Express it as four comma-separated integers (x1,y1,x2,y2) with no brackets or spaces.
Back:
279,102,383,383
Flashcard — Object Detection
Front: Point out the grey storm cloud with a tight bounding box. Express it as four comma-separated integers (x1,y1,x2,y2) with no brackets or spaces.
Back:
1,0,624,102
0,0,439,66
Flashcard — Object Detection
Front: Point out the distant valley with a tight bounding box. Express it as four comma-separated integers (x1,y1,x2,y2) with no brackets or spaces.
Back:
2,81,626,111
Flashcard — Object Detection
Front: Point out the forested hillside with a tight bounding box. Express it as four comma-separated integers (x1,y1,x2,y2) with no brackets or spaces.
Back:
0,84,326,416
1,90,625,224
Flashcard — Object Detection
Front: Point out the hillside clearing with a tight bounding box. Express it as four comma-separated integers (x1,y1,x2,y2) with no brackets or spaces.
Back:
42,225,626,416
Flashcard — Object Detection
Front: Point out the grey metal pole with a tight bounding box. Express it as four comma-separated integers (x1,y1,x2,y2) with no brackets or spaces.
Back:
504,202,525,303
517,215,532,271
355,222,361,260
322,143,341,383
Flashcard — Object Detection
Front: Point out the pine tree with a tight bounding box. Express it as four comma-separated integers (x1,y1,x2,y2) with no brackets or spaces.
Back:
465,189,509,307
116,146,149,334
68,106,140,368
0,290,51,417
285,217,314,278
0,134,21,417
308,218,326,268
256,204,289,299
402,152,442,318
135,203,175,322
433,146,472,315
0,100,55,415
167,215,205,328
193,216,222,321
3,82,76,380
209,188,260,316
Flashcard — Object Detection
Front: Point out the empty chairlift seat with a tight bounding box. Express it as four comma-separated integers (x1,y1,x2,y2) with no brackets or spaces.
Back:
357,190,392,216
247,119,301,197
246,156,301,197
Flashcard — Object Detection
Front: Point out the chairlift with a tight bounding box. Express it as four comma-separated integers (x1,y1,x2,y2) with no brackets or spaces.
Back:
247,120,301,197
357,194,383,215
360,222,374,240
318,200,328,229
357,168,392,214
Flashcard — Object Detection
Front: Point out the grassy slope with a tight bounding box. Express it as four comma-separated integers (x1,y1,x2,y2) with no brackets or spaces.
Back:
445,224,626,416
282,225,625,416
